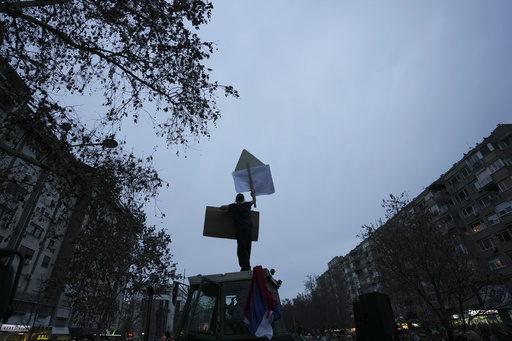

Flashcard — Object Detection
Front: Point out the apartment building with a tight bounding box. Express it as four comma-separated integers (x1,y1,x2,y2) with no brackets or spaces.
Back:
0,62,133,341
424,124,512,280
328,124,512,321
327,240,381,304
0,59,90,341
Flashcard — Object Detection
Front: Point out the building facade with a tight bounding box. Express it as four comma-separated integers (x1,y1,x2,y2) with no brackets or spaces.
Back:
0,61,136,341
328,124,512,324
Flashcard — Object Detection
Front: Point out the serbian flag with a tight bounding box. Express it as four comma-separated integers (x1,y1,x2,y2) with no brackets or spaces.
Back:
244,266,281,339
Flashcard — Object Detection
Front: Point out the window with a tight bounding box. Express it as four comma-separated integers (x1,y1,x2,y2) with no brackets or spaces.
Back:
490,142,502,151
460,166,472,178
497,230,512,244
470,221,487,234
468,180,479,194
496,201,512,217
478,237,495,251
36,202,51,217
188,282,221,334
455,189,469,203
476,170,493,189
503,134,512,147
456,243,468,254
489,159,508,174
17,163,32,175
480,144,491,157
498,177,512,192
478,195,493,209
18,245,35,263
0,206,13,229
487,213,500,226
461,205,476,218
41,255,51,268
26,223,43,239
489,257,506,270
54,317,68,328
448,175,461,188
467,153,483,167
5,182,27,201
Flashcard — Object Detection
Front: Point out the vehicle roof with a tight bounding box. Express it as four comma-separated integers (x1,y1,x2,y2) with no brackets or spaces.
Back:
188,270,254,285
188,268,281,288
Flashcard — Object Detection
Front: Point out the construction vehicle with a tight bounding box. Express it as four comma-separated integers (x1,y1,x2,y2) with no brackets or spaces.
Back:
173,268,301,341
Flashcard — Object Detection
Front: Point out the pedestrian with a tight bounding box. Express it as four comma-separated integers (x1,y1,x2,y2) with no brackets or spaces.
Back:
220,192,255,271
490,324,512,341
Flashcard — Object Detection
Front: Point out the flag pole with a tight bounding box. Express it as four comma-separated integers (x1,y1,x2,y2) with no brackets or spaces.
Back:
246,162,256,208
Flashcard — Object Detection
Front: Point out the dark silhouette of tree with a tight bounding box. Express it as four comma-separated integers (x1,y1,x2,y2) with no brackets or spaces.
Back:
1,0,238,149
360,193,483,330
1,63,177,338
1,0,236,332
281,274,352,334
60,200,176,341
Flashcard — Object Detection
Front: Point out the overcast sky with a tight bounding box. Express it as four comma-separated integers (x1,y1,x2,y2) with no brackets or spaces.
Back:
97,1,512,300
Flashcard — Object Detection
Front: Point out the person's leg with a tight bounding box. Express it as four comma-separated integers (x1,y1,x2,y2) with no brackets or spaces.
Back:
238,227,251,271
236,229,245,270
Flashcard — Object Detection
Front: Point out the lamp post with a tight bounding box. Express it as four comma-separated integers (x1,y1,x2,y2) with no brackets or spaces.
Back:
69,138,118,149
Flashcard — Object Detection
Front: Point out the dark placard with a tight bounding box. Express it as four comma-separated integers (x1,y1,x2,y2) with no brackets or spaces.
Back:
203,206,259,241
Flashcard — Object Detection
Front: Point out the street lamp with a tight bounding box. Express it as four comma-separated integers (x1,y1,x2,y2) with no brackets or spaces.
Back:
100,138,118,148
69,138,118,149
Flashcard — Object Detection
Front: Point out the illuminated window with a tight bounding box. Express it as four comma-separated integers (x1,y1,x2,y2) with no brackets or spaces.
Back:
470,221,487,233
489,258,506,270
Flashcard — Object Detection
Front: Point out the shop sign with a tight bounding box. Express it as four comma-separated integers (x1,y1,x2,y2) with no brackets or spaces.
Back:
468,309,499,316
1,324,31,332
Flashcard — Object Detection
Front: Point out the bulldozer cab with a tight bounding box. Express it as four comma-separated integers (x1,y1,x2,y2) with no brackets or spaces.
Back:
175,269,293,341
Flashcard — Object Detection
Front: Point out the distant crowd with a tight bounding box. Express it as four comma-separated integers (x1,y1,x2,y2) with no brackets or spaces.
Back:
304,331,354,341
300,323,512,341
397,323,512,341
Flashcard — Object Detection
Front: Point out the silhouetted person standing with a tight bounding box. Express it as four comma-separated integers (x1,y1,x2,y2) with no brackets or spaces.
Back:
221,193,255,271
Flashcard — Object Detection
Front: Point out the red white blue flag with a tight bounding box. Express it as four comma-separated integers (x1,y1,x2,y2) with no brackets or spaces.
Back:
244,266,281,339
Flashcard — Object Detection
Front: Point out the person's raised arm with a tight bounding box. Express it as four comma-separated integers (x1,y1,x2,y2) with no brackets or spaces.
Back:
250,190,256,207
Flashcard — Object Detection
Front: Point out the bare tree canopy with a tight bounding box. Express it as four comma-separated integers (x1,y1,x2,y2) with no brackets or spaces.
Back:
361,193,482,330
0,0,238,147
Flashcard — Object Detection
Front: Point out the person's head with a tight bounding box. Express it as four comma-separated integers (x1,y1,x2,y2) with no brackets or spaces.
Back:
465,331,482,341
236,193,245,203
